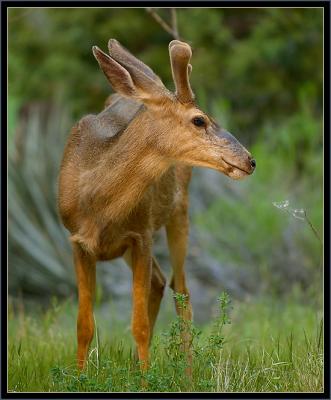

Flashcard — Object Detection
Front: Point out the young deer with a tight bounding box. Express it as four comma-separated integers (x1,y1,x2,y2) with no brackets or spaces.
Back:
58,39,255,372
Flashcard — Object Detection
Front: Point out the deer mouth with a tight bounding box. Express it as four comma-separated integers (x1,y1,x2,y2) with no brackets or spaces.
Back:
221,158,251,180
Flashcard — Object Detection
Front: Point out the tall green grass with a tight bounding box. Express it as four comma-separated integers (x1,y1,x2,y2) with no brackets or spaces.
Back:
8,294,323,393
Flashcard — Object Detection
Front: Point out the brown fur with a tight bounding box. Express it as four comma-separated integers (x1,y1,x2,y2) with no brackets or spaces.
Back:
58,39,255,372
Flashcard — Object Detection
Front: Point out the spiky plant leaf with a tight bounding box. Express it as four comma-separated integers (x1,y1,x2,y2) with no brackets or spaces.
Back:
9,103,78,298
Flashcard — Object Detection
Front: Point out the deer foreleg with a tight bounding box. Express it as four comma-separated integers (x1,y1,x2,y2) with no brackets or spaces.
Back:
124,251,166,347
73,243,96,370
130,236,153,371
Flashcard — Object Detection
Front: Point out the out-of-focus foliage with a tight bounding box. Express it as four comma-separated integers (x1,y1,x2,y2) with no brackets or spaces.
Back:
8,104,75,297
194,102,322,299
8,8,322,138
8,8,323,316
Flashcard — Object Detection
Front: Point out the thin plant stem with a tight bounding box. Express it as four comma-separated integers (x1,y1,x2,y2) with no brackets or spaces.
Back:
171,8,179,40
146,8,180,40
303,210,323,246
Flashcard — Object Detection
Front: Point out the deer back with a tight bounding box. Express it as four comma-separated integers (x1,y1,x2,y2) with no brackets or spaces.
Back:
58,94,144,228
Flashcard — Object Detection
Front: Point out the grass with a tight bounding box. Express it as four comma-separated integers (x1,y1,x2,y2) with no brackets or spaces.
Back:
8,292,323,393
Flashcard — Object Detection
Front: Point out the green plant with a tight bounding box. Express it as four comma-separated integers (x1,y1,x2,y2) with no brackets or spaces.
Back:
161,293,201,390
8,103,76,298
8,295,323,392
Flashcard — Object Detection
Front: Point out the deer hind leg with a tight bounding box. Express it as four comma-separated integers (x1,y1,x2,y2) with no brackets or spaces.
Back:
166,207,193,373
73,242,96,370
148,258,166,340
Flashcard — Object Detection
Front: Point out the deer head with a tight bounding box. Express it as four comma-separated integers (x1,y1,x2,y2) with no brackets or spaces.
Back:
92,39,256,180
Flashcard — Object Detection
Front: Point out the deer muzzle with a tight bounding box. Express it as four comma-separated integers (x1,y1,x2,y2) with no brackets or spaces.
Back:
216,128,256,180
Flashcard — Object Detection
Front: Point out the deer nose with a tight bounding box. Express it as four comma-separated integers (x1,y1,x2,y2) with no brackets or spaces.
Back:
250,158,256,168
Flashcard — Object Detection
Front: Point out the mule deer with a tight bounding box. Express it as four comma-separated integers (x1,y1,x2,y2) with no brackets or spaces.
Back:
58,39,255,372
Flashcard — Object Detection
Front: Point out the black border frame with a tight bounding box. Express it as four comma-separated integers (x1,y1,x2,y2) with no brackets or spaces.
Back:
1,1,330,399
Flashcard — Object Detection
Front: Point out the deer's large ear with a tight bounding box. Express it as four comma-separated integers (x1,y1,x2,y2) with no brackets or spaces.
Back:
107,39,169,101
108,39,163,87
93,44,170,102
92,46,137,98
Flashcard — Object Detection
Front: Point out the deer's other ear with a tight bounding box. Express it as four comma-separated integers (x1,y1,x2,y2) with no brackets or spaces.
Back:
92,46,137,98
108,39,163,86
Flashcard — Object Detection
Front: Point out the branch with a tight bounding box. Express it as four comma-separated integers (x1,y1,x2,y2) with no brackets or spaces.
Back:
171,8,179,40
146,8,180,40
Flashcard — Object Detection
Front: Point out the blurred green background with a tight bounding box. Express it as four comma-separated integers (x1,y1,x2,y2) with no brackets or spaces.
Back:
8,7,323,323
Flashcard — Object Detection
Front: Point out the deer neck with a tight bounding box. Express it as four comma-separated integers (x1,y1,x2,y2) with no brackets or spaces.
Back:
81,111,170,222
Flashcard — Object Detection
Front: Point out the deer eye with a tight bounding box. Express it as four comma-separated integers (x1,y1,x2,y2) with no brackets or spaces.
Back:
192,116,206,127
